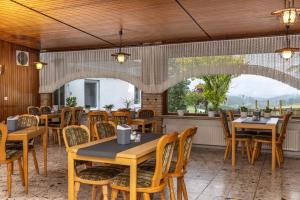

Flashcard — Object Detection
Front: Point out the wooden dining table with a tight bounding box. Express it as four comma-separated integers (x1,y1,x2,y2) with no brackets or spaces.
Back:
131,118,156,133
7,126,47,193
67,134,161,200
40,112,61,146
231,117,279,171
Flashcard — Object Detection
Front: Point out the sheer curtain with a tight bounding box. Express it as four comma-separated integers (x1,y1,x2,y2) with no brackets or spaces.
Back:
40,34,300,93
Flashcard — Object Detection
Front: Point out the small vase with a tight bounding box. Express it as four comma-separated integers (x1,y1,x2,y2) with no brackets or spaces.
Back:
208,111,215,118
177,110,185,117
264,112,271,118
240,112,248,118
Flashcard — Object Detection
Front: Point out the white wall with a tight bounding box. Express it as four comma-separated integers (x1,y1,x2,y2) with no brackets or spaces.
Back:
64,78,140,110
65,79,85,106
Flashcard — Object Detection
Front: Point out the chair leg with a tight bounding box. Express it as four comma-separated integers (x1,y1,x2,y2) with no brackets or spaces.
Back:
17,157,25,186
181,178,188,200
160,191,166,200
276,147,281,168
7,162,13,198
31,149,40,175
177,177,183,200
111,189,118,200
143,193,151,200
279,144,284,163
241,141,245,157
74,182,80,200
168,177,176,200
252,142,259,164
245,141,252,163
91,185,97,200
121,191,129,200
57,129,62,147
224,140,231,161
102,185,109,200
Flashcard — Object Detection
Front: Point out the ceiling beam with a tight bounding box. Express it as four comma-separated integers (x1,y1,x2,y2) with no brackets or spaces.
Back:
174,0,212,40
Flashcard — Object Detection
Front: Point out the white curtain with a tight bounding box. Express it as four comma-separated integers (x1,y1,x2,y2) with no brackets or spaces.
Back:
40,34,300,93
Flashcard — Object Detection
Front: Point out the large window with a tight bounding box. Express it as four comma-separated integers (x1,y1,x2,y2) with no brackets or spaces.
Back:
167,74,300,115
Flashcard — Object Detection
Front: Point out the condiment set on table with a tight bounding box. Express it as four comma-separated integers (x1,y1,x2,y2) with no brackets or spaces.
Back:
117,124,141,145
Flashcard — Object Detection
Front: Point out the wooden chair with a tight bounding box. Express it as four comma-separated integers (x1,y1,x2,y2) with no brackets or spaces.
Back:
40,106,52,114
0,123,25,197
27,106,41,116
48,107,72,147
111,111,132,125
72,107,83,125
251,112,293,167
139,127,197,200
88,111,109,140
6,114,40,174
220,110,252,163
94,121,117,140
63,125,123,200
111,132,178,200
168,127,197,200
137,109,155,133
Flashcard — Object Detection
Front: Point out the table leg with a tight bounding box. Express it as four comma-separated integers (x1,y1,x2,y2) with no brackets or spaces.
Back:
23,138,29,194
130,160,137,200
232,124,236,167
142,124,145,134
43,130,48,176
272,126,276,171
45,117,49,147
68,152,75,200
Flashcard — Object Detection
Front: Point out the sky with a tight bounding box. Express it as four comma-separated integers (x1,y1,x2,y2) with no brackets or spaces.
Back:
189,74,300,98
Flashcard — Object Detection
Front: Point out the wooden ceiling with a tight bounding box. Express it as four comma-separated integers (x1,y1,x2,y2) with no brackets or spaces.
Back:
1,0,300,51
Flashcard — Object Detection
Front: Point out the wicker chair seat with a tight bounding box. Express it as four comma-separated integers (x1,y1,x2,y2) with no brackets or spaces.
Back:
5,149,21,159
111,168,154,188
78,166,123,181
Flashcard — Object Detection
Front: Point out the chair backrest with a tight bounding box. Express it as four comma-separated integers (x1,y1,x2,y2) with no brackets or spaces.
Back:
112,111,132,125
152,133,177,187
220,110,231,138
137,109,155,119
227,111,234,121
72,107,83,124
60,107,72,128
17,114,39,128
40,106,52,114
174,127,197,174
94,121,117,139
27,106,41,116
117,108,131,113
278,112,293,143
0,123,8,161
88,111,109,139
62,125,90,151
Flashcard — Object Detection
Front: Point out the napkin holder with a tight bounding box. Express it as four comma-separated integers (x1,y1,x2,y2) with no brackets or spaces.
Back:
117,125,132,145
7,116,19,132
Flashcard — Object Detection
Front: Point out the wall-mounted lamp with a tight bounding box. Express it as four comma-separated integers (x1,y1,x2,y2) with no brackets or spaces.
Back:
34,62,47,70
0,65,4,75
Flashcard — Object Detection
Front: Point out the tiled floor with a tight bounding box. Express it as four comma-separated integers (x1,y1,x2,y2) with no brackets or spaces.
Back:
1,144,300,200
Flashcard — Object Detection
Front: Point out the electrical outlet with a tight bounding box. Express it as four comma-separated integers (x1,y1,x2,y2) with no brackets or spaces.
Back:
4,97,8,101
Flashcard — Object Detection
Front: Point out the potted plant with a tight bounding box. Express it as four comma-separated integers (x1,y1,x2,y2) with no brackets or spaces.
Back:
103,104,114,113
123,98,133,109
207,106,216,118
263,106,272,118
66,96,77,107
240,106,248,118
177,109,185,116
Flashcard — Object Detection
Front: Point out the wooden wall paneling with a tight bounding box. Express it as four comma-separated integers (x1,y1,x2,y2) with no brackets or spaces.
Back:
0,40,39,121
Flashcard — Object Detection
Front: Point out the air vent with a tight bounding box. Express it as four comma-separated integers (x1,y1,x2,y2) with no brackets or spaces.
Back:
16,50,29,66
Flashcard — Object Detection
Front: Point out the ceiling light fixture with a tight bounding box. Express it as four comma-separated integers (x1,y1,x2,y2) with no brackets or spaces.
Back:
111,29,130,64
271,0,300,25
34,61,47,70
275,26,299,59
